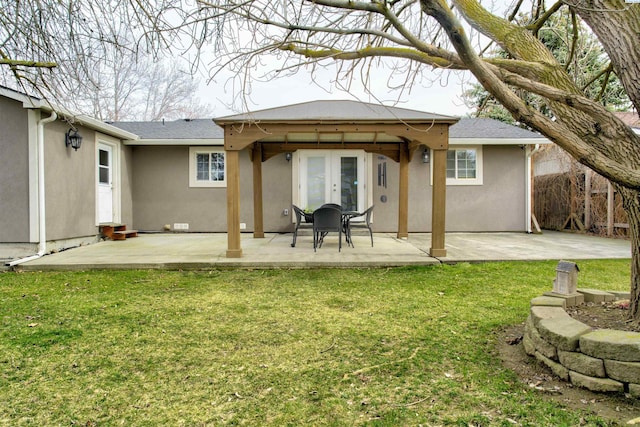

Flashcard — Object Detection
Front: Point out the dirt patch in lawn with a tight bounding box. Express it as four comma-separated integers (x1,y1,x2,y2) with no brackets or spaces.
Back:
497,323,640,425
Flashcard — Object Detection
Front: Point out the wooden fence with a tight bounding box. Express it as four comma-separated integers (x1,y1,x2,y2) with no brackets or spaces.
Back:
534,169,628,237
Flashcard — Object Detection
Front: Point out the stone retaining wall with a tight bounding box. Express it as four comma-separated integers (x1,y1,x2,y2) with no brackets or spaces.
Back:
524,288,640,396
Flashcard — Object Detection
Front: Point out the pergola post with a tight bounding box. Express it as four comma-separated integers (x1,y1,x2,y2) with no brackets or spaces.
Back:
253,143,265,238
430,148,447,257
226,150,242,258
397,143,409,238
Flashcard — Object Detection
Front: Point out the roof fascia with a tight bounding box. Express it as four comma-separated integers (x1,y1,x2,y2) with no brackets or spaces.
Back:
124,138,224,146
214,118,460,126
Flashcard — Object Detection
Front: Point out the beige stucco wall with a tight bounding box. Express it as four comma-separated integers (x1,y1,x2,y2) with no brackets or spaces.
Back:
372,145,526,232
0,97,30,242
131,144,526,233
131,146,294,232
447,146,526,231
131,146,229,231
43,121,133,241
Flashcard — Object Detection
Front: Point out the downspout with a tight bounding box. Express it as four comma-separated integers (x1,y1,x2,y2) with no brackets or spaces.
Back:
9,111,58,267
525,144,541,233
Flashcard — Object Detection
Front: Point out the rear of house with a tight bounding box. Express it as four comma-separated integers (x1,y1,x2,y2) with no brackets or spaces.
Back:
1,90,547,263
115,111,545,235
0,87,136,261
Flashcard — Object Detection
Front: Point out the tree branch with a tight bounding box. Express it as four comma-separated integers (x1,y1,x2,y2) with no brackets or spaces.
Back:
423,0,640,189
279,43,465,69
0,59,57,68
527,1,564,36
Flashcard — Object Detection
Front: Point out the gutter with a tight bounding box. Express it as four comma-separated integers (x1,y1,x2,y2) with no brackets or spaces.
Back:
525,144,541,233
9,111,58,267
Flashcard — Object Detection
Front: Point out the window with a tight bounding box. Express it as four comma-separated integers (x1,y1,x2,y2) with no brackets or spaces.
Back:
189,147,226,187
445,147,483,185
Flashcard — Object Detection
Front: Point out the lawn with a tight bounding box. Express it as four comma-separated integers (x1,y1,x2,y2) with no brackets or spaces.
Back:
0,260,633,426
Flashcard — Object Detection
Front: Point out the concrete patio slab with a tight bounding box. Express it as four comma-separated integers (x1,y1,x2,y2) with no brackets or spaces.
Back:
9,231,631,271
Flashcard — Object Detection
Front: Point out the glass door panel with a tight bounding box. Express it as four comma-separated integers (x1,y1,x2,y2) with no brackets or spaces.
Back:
305,155,329,210
339,156,358,212
298,150,365,212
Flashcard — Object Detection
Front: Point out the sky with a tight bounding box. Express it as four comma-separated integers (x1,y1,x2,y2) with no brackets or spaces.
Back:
198,64,476,119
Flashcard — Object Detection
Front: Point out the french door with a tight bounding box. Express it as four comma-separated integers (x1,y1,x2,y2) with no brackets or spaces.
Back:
297,150,366,212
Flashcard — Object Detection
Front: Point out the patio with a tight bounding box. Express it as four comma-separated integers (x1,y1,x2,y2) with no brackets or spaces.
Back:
10,231,631,271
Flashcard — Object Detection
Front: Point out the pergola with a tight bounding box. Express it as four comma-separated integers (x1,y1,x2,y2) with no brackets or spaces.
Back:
214,101,459,258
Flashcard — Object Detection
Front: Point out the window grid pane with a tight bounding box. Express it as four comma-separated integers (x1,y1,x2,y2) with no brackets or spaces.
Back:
446,150,456,178
210,152,225,181
447,149,477,180
196,153,210,181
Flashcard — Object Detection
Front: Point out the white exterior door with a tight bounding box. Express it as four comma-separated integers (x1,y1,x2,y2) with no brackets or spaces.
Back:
97,144,114,224
298,150,366,212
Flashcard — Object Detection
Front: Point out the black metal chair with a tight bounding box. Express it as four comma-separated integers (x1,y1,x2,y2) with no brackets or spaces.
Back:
320,203,342,210
346,205,374,247
312,206,342,252
291,205,313,247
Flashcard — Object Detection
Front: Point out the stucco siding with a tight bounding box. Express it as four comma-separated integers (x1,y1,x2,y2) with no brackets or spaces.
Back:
131,145,526,233
132,147,294,233
120,142,134,227
446,146,526,231
132,146,232,231
44,121,99,240
0,97,30,242
372,146,526,232
262,154,294,232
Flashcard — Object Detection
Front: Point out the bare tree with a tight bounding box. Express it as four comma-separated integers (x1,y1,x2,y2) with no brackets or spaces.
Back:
60,53,212,121
3,1,640,319
0,1,210,121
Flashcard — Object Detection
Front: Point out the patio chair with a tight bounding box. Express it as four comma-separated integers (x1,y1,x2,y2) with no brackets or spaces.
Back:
346,205,374,247
320,203,343,210
291,205,313,247
313,206,342,252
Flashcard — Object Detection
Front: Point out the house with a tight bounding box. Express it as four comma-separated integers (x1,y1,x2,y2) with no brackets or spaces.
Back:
0,87,548,262
0,86,137,263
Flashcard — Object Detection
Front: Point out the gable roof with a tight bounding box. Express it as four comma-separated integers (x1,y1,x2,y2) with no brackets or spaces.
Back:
215,100,459,124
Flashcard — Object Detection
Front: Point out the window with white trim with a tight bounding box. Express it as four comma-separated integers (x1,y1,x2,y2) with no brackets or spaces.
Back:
189,147,226,187
446,147,483,185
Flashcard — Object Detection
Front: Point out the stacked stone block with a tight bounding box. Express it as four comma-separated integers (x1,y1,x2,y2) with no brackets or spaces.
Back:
524,289,640,396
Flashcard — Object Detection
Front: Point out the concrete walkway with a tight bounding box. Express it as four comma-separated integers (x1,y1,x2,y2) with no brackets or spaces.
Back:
10,231,631,271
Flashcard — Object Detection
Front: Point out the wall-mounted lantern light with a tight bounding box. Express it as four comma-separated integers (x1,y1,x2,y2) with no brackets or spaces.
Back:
285,152,292,162
421,148,430,164
65,128,83,151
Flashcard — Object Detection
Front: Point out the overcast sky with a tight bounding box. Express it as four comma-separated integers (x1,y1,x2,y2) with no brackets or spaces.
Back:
198,64,475,118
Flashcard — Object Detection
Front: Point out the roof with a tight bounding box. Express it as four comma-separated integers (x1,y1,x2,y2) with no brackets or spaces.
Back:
111,119,224,140
214,100,459,124
450,118,545,139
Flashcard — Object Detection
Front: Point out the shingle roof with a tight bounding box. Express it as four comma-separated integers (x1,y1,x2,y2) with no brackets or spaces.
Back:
450,118,545,139
110,119,224,139
214,100,458,124
109,108,546,142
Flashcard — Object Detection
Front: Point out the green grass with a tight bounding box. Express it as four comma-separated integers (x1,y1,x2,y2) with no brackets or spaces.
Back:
0,260,633,426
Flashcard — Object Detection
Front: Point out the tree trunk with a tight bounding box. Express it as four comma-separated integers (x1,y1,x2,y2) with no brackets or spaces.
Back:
618,185,640,321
